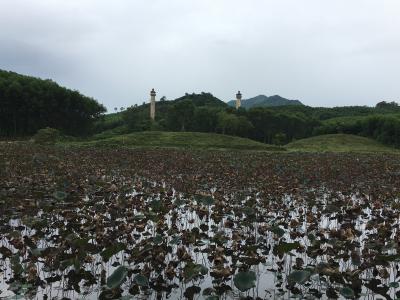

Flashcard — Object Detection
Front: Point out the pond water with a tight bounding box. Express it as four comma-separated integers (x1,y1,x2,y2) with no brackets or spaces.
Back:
1,178,400,300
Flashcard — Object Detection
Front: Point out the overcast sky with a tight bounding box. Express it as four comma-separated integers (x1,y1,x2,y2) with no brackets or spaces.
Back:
1,0,399,111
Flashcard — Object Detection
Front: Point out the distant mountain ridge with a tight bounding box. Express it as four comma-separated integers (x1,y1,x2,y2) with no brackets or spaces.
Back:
227,95,304,109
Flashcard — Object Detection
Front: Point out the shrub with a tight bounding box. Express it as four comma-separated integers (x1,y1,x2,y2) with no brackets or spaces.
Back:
33,127,60,145
273,132,287,145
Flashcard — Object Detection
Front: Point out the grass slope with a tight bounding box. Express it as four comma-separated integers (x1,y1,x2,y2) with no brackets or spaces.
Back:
69,131,283,151
287,134,398,153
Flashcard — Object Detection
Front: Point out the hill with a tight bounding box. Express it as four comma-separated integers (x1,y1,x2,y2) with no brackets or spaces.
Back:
0,69,105,136
286,134,398,153
68,131,284,151
174,92,227,107
227,95,303,109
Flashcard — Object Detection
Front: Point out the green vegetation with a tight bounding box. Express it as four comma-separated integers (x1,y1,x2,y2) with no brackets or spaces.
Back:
119,93,319,145
32,127,60,145
314,114,400,147
90,125,130,140
68,131,284,151
66,131,400,153
287,134,398,153
92,112,124,133
121,92,227,133
115,94,400,148
2,69,400,152
0,69,105,136
264,102,400,120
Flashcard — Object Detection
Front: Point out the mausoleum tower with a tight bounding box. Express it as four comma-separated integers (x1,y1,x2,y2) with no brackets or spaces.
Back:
150,88,156,120
236,91,242,109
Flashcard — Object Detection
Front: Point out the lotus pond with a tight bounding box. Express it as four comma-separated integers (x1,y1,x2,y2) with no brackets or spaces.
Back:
1,143,400,299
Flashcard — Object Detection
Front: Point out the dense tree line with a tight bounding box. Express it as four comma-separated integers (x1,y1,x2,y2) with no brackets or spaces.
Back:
314,114,400,147
0,70,106,136
262,102,400,120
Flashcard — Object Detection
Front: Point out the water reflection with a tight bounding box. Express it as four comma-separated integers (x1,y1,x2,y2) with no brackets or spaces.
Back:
1,179,399,299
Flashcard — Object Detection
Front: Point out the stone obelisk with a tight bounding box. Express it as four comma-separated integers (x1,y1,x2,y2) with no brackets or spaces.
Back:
236,91,242,109
150,88,156,120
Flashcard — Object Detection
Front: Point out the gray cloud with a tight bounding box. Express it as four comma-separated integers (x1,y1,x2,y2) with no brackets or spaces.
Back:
1,0,400,111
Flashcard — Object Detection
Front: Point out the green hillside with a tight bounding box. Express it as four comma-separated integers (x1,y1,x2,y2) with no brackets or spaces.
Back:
67,131,284,151
286,134,398,153
66,132,399,153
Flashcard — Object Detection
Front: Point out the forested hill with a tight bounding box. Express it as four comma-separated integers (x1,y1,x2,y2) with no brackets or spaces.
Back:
118,92,228,133
174,92,227,107
0,69,106,137
227,94,303,108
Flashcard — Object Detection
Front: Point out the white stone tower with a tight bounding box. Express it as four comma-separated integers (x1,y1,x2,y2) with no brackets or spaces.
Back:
236,91,242,109
150,88,156,120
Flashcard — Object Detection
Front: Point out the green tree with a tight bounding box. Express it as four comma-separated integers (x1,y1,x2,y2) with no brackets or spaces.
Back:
167,100,195,131
217,112,238,135
235,116,254,137
192,107,220,132
123,106,150,131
